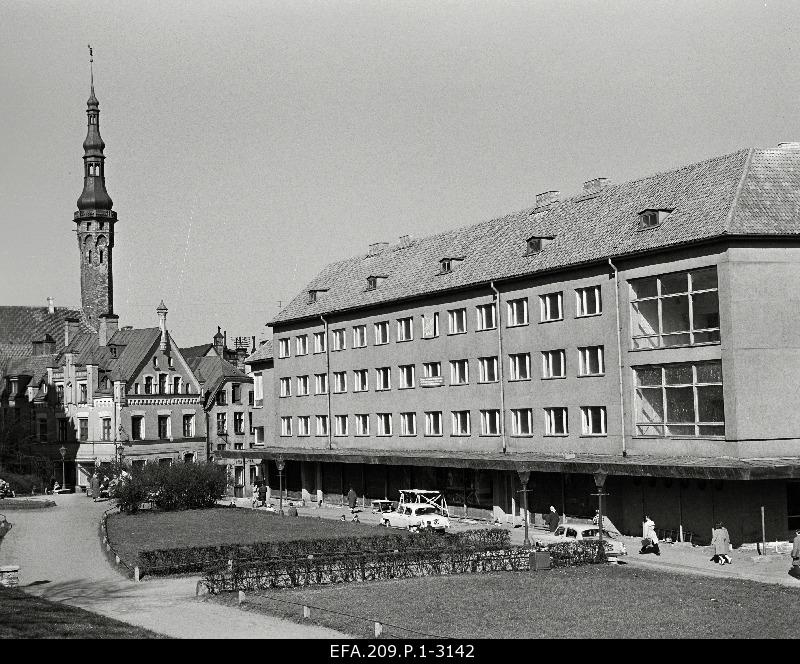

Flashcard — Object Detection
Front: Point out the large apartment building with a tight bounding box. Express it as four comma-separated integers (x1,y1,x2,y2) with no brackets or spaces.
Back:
224,145,800,544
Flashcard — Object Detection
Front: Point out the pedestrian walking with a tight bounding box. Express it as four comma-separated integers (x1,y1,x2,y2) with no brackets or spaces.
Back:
257,482,267,508
347,486,357,513
789,528,800,580
710,522,732,565
545,505,560,532
90,473,100,502
251,481,259,508
640,515,661,555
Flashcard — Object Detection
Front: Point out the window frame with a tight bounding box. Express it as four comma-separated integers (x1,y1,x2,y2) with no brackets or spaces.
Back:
578,346,605,376
314,373,328,395
507,298,529,327
478,356,499,383
449,359,469,386
544,407,569,436
376,367,391,391
511,408,534,436
576,285,602,317
400,412,417,436
295,335,308,356
509,353,531,381
539,292,564,322
331,328,346,351
377,413,393,436
313,331,327,354
399,364,415,389
352,325,367,348
447,308,467,335
476,303,497,331
541,349,566,379
374,321,390,345
581,406,607,436
355,414,370,436
397,317,414,342
296,375,309,396
451,410,471,436
480,409,501,436
280,416,292,437
278,338,290,359
425,411,443,436
279,377,292,398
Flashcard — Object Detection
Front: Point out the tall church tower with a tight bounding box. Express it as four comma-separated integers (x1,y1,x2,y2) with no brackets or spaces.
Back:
75,48,115,328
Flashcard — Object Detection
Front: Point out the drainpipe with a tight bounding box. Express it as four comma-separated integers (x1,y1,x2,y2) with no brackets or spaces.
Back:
608,259,627,457
320,315,333,450
489,282,507,454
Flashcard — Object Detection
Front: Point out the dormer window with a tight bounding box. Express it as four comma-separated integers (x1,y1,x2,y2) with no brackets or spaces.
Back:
365,276,387,291
441,259,452,273
307,288,327,304
439,257,464,274
524,236,553,255
638,208,673,230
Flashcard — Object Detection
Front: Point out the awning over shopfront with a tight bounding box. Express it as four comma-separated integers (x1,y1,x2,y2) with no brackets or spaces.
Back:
216,447,800,481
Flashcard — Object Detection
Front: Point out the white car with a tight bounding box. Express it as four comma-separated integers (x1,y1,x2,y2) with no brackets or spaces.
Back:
543,523,627,559
382,504,450,532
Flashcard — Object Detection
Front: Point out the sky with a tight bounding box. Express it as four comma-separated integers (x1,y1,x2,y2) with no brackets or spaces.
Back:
1,0,798,347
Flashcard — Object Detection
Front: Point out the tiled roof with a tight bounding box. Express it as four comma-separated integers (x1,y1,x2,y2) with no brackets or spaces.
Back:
187,355,251,406
245,339,273,364
181,343,215,358
271,147,800,325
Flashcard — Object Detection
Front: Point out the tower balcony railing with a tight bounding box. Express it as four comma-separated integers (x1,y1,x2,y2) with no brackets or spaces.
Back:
74,209,117,220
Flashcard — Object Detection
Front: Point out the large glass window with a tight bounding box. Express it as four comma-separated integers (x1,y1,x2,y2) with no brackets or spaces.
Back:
448,308,467,334
509,353,531,381
353,369,368,392
397,317,414,342
507,298,529,326
542,350,566,379
476,304,496,331
478,357,498,383
352,325,367,348
481,410,500,436
634,361,724,437
630,268,720,349
374,321,389,345
450,359,469,385
313,331,326,353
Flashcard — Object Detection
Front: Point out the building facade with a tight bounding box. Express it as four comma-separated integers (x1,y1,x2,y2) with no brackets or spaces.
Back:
223,146,800,543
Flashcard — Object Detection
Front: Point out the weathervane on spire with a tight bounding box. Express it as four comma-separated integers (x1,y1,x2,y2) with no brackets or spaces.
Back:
88,44,95,94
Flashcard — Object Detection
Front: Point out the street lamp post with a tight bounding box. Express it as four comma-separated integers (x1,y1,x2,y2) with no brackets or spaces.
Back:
592,469,609,554
276,457,285,516
517,470,532,548
116,443,125,465
59,445,66,490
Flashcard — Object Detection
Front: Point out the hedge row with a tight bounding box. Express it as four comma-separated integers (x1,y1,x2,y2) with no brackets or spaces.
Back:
138,528,511,576
547,540,609,567
114,463,227,513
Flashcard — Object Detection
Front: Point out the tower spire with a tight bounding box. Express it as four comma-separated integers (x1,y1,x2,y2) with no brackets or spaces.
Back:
88,44,95,101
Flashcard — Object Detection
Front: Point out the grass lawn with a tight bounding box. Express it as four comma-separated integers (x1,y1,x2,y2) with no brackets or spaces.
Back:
106,507,397,564
0,587,166,639
216,565,800,639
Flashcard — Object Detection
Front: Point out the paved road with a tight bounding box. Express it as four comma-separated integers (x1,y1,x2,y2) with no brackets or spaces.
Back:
0,494,344,639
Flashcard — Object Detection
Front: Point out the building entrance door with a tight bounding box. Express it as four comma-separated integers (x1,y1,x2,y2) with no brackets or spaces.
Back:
788,481,800,531
234,465,244,498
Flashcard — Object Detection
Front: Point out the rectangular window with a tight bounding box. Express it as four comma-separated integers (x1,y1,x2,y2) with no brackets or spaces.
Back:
451,410,471,435
634,361,724,437
331,328,346,351
316,415,328,436
540,292,563,322
450,359,469,385
278,338,290,358
425,411,442,436
576,285,602,317
144,376,153,395
400,412,417,436
511,408,533,436
478,356,498,383
581,406,607,436
507,298,529,326
79,382,87,404
476,303,497,331
377,413,392,436
79,418,88,441
36,419,47,442
422,312,439,339
448,308,467,334
173,376,181,395
399,364,415,389
313,331,326,353
352,325,367,348
353,369,368,392
295,335,308,356
314,373,328,395
542,349,566,379
182,414,194,437
509,353,531,381
58,418,68,442
374,321,389,345
279,377,291,397
333,371,347,394
544,407,569,436
481,409,500,436
231,383,241,403
397,317,414,342
297,416,310,437
630,268,720,349
423,362,441,379
101,417,111,441
234,412,244,435
296,375,309,396
335,415,349,436
217,412,227,435
131,416,143,440
578,346,605,376
355,414,370,436
158,415,170,440
280,416,292,436
376,367,391,391
216,389,227,406
254,373,263,403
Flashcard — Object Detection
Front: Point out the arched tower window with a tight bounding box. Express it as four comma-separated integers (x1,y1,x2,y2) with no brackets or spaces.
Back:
96,236,107,264
88,250,93,264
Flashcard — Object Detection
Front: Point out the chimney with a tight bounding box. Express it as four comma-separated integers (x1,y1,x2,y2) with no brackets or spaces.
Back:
251,336,256,353
47,297,55,314
583,178,611,195
156,301,169,351
223,330,227,355
213,326,224,356
778,141,800,150
535,191,560,208
64,317,81,346
367,241,390,256
98,313,119,347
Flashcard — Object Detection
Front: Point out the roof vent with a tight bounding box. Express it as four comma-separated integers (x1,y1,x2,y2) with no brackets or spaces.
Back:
397,234,413,248
367,242,390,256
778,141,800,150
439,256,465,274
535,191,560,208
583,178,610,195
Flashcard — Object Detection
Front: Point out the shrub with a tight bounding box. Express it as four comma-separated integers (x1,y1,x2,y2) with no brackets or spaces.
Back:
547,540,607,567
0,472,41,495
114,462,226,513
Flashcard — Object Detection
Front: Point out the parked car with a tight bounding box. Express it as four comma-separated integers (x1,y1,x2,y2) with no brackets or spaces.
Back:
539,523,627,559
381,504,451,532
371,499,394,514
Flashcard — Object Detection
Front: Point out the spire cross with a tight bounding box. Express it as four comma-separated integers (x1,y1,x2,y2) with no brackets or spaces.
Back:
88,44,94,94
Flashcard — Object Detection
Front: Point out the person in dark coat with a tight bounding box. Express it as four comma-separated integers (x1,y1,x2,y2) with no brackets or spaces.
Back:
90,473,100,502
257,482,267,507
710,522,732,565
347,487,358,512
790,529,800,580
545,506,560,532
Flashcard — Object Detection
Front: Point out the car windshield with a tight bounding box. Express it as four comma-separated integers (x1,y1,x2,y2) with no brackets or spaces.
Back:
581,528,615,539
415,506,436,515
